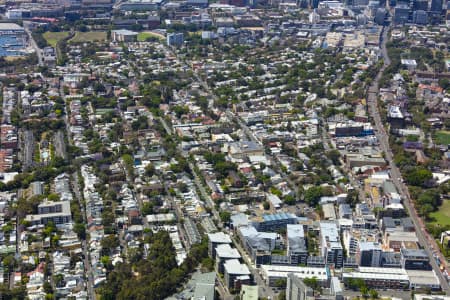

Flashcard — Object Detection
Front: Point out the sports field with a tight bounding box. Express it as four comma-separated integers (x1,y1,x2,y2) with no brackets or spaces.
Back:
70,31,107,43
43,31,70,47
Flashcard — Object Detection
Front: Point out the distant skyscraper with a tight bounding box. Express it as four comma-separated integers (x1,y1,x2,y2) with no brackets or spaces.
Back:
393,4,410,23
413,10,428,23
374,7,387,24
310,0,320,8
412,0,428,10
429,0,443,24
430,0,443,12
354,0,369,5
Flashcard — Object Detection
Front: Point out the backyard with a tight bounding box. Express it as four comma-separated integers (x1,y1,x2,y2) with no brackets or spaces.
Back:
435,130,450,146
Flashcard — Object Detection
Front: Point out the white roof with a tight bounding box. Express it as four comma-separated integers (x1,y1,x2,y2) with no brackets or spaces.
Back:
287,224,304,238
261,265,329,281
224,259,250,275
358,267,406,274
215,244,241,259
267,193,282,207
406,270,440,285
0,23,23,30
343,272,409,281
208,232,232,244
401,59,417,66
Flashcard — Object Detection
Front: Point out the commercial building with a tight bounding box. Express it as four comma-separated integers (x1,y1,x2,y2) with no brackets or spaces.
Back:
319,222,343,268
431,0,443,12
413,10,428,24
208,232,232,258
374,8,387,25
260,265,330,287
338,204,352,219
238,225,278,266
187,0,209,7
414,295,450,300
252,212,297,232
224,259,251,290
228,141,264,159
287,224,308,265
112,30,138,42
356,242,382,267
400,248,431,270
393,5,410,24
343,267,409,289
286,273,314,300
413,0,428,10
407,270,441,290
192,272,216,300
215,243,241,274
0,23,27,57
117,0,162,11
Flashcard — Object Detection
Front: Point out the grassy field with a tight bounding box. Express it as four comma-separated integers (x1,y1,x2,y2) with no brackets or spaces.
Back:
70,31,107,43
137,31,164,42
43,31,70,47
435,131,450,146
430,200,450,226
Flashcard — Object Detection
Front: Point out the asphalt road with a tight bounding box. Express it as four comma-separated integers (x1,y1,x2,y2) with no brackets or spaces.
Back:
231,235,277,300
60,82,96,299
72,172,96,300
54,130,68,160
367,26,450,294
21,130,34,171
23,21,43,66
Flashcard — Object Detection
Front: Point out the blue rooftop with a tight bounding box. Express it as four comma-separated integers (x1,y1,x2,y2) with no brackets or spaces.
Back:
262,212,296,222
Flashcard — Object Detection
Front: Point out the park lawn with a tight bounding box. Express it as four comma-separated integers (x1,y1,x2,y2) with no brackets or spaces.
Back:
43,31,70,47
70,31,107,43
435,131,450,146
137,31,164,42
430,200,450,226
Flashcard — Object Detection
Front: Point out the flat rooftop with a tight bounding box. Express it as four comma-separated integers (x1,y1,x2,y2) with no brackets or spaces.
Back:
215,244,241,259
0,23,24,31
208,232,232,244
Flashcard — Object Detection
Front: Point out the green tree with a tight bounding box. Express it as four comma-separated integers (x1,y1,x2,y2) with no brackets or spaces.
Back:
369,289,379,299
284,195,296,205
201,257,214,271
278,290,286,300
274,278,287,288
304,186,324,207
346,190,359,208
303,277,321,295
326,150,341,165
219,211,231,223
145,163,156,177
101,235,120,256
405,167,432,187
73,223,86,240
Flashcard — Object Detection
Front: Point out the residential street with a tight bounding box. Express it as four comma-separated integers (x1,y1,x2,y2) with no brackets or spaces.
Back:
367,25,450,294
